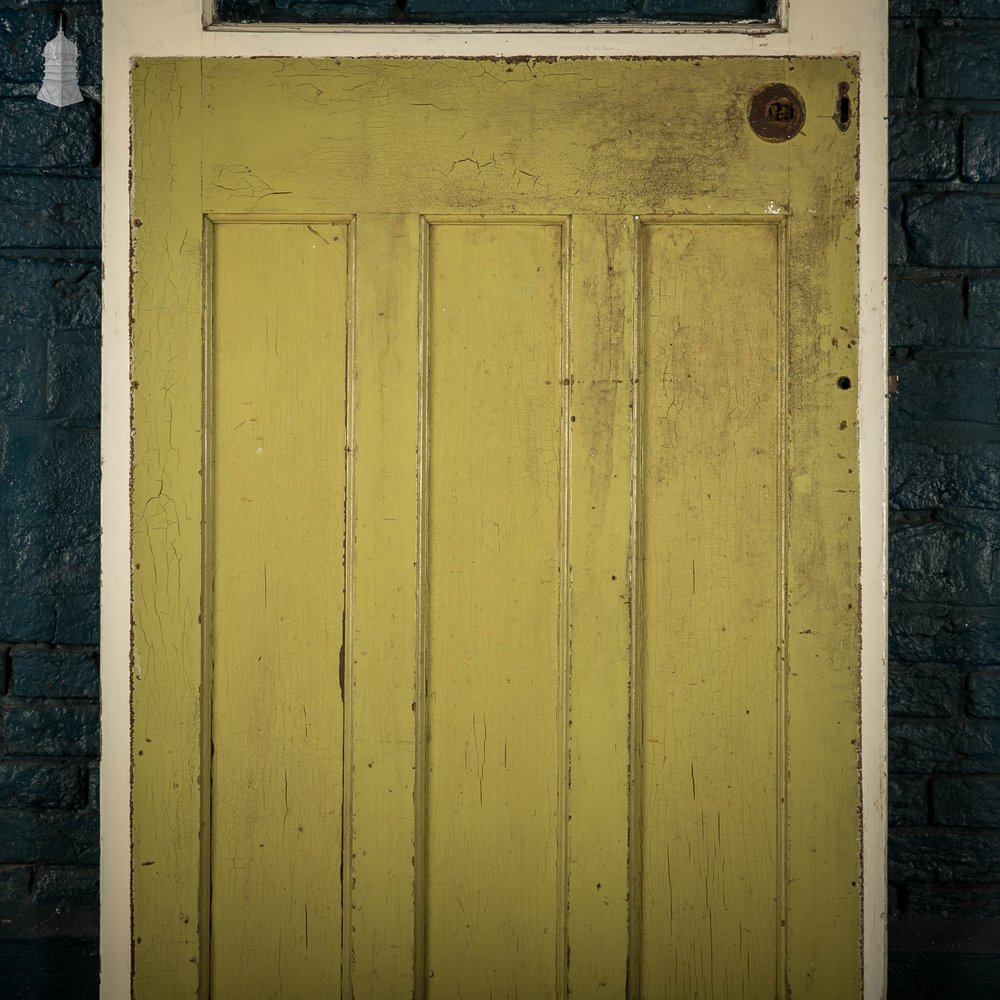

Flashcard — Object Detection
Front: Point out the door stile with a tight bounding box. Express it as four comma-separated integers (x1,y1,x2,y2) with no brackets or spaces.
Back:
132,57,206,1000
783,110,862,995
351,213,420,999
567,214,635,997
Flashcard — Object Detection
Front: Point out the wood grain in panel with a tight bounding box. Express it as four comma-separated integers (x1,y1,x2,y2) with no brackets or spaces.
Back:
350,214,421,1000
209,221,349,999
637,220,784,999
566,214,634,998
422,221,566,1000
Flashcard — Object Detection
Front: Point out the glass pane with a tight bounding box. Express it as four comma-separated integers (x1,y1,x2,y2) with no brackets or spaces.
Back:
215,0,777,26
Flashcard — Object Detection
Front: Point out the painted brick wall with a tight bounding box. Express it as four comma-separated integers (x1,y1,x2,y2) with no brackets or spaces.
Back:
0,1,101,997
889,1,1000,997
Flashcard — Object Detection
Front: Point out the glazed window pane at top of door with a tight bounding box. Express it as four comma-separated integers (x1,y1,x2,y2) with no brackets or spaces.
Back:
214,0,777,25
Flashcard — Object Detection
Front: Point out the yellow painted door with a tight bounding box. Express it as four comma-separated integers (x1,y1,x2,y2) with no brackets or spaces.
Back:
131,59,861,999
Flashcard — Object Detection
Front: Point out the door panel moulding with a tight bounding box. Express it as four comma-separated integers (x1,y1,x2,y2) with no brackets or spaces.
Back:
102,2,887,998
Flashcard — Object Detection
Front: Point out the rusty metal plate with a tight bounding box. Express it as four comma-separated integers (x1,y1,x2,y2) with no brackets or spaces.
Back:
748,82,806,142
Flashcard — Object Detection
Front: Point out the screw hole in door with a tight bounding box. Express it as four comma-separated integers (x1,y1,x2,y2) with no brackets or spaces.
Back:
838,376,852,390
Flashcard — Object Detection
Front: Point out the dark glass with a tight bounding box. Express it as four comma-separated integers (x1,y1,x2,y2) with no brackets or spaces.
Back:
215,0,776,25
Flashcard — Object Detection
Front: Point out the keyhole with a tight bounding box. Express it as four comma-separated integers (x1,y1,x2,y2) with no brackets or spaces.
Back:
836,82,852,132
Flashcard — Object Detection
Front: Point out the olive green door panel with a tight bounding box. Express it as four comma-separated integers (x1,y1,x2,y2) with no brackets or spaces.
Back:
637,218,785,996
132,58,861,999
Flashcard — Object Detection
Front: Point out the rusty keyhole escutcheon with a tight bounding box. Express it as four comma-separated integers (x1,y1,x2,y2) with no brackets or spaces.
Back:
748,83,806,143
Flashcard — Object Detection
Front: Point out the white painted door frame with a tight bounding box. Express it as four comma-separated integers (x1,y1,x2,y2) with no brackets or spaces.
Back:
101,2,888,996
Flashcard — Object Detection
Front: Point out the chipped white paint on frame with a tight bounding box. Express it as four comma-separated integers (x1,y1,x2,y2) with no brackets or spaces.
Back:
101,2,888,997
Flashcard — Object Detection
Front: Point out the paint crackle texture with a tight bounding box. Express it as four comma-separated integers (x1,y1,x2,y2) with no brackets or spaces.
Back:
132,56,861,1000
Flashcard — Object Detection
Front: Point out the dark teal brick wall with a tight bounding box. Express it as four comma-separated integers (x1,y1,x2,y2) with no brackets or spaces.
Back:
0,1,100,996
933,778,1000,826
968,672,1000,716
890,664,963,718
890,0,1000,995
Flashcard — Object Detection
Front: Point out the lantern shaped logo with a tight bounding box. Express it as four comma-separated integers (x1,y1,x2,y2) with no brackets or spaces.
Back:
37,27,83,108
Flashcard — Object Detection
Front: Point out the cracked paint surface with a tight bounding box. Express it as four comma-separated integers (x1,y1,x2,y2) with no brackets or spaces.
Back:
132,57,861,999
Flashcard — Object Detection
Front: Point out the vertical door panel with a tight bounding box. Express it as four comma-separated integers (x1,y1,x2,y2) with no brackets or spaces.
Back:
209,221,349,998
421,221,567,999
637,220,783,997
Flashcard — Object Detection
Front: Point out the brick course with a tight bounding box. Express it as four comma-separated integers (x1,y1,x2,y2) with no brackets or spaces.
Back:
968,671,1000,717
933,777,1000,826
889,664,962,718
